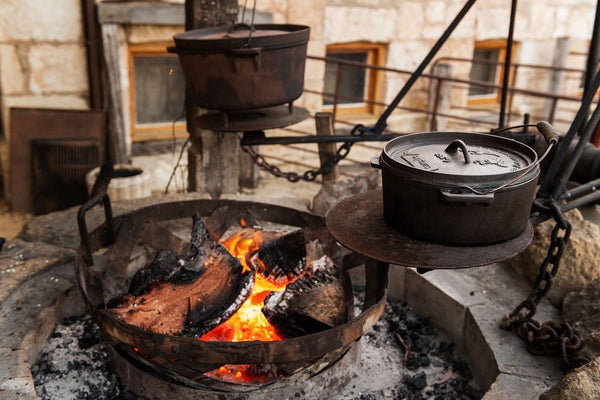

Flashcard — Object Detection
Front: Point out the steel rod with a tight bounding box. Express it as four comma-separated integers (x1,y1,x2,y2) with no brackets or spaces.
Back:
561,190,600,213
241,133,403,146
538,66,600,197
560,177,600,200
581,0,600,133
499,0,518,128
553,100,600,198
371,0,477,135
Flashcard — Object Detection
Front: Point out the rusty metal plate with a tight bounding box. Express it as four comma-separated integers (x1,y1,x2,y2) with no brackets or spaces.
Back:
9,108,104,213
326,190,533,269
195,105,309,132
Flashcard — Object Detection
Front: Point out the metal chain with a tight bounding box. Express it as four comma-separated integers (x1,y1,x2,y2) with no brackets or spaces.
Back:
240,125,365,183
501,200,587,369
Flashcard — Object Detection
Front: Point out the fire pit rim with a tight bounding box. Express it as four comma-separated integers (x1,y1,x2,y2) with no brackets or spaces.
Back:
75,197,387,384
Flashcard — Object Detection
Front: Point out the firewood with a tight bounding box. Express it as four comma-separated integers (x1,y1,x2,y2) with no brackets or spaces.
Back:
107,214,254,337
249,229,306,284
262,255,351,338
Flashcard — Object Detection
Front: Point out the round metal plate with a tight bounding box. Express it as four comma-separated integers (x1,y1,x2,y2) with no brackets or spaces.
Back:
195,105,310,132
326,190,533,269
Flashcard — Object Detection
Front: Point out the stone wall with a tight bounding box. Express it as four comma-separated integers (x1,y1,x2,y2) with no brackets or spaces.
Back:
0,0,597,199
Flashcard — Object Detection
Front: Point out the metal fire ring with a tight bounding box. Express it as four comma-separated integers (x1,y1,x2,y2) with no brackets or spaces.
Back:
326,190,533,269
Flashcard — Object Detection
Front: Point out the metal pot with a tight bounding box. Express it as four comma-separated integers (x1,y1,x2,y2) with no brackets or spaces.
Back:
168,23,310,111
371,122,558,245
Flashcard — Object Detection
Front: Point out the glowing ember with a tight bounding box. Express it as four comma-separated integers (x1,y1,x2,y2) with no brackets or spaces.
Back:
200,228,289,342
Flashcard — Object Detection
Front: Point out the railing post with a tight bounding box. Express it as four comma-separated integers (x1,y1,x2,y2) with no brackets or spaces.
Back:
315,112,338,183
428,63,452,131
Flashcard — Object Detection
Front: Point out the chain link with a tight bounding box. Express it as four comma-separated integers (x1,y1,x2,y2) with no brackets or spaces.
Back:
500,199,587,369
240,125,365,182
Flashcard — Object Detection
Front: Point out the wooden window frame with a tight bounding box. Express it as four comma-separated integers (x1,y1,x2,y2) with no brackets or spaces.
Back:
128,43,187,142
467,39,517,106
322,42,385,116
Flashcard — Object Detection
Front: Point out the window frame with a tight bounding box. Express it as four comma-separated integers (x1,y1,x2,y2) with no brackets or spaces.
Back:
467,39,516,106
128,42,187,142
322,42,385,116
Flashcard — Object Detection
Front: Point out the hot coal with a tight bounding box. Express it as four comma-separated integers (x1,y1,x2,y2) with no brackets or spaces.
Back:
107,214,254,337
262,255,351,338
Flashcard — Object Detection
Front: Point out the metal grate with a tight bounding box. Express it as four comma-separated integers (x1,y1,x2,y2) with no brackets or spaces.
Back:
32,138,100,215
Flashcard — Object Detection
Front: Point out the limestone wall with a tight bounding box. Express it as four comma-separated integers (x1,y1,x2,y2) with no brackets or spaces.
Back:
0,0,90,139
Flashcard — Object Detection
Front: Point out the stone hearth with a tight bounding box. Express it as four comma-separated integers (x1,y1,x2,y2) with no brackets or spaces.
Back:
0,193,565,399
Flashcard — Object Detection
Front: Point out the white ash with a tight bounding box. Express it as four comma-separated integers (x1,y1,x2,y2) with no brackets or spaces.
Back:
32,290,481,400
31,315,134,400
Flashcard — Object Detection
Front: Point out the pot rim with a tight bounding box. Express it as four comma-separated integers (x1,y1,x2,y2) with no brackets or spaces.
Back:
380,131,540,188
172,24,310,52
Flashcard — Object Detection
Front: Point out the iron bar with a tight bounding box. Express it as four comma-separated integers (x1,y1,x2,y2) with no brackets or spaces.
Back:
538,66,600,198
561,190,600,213
371,0,477,135
581,0,600,133
499,0,517,128
552,100,600,197
241,133,403,146
560,177,600,201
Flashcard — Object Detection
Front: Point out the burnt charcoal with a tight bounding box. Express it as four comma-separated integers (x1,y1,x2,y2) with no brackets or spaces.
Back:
249,229,306,283
128,250,182,296
107,215,253,337
78,324,99,349
262,255,350,338
204,205,259,241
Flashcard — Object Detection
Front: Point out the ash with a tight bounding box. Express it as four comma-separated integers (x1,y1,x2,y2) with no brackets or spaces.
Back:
336,286,482,400
32,290,481,400
31,315,138,400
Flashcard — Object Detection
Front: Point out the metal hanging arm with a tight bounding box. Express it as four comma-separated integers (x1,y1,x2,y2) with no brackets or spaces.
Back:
498,0,518,128
369,0,478,135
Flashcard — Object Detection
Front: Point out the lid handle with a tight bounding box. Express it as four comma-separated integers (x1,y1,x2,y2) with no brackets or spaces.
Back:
444,140,471,164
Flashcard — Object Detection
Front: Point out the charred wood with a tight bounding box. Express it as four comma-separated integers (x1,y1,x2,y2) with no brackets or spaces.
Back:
262,256,351,338
107,215,254,337
249,229,306,284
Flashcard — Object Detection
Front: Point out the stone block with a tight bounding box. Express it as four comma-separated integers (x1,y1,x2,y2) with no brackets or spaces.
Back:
395,2,424,40
28,44,88,94
486,373,557,400
0,45,25,95
0,348,36,399
540,357,600,400
311,168,380,216
425,1,446,24
324,6,397,43
562,278,600,361
475,8,511,40
0,0,82,42
506,209,600,307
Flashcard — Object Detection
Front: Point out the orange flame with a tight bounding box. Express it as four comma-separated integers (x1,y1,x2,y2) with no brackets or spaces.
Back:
199,228,288,342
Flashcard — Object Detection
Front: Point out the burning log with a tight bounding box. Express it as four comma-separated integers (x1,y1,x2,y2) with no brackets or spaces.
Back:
262,256,352,338
249,229,306,284
107,214,254,337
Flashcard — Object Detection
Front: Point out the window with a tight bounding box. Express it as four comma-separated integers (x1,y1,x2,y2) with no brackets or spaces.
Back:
323,43,385,115
128,44,187,141
468,40,514,104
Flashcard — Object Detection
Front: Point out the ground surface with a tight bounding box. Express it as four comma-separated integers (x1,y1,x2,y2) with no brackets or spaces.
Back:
0,198,31,240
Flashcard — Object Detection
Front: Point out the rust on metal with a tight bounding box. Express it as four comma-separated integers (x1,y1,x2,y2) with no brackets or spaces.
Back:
326,190,534,269
75,197,387,389
195,105,309,132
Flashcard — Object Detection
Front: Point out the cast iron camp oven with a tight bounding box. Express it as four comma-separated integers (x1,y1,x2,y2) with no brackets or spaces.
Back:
371,122,559,246
168,23,310,111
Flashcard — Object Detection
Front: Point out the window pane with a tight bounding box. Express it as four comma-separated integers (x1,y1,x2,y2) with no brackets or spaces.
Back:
134,55,186,124
469,49,500,96
323,52,368,105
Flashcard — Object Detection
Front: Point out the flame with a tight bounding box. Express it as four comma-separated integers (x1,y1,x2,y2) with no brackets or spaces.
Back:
200,228,288,342
200,227,291,384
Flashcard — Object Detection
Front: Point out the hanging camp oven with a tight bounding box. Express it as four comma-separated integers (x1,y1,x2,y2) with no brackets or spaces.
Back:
168,23,310,111
371,122,558,246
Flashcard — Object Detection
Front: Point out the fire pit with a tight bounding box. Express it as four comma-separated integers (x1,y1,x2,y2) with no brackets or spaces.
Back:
75,194,386,393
